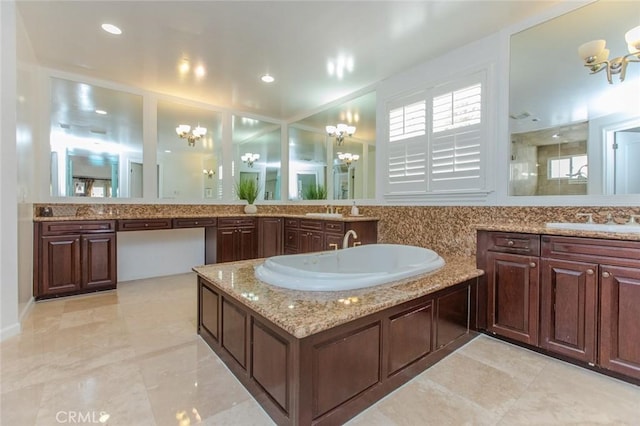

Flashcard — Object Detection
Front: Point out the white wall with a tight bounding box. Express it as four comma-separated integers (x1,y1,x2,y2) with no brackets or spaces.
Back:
1,0,20,340
117,228,204,282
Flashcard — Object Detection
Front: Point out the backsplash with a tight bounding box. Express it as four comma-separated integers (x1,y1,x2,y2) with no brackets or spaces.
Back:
33,203,640,257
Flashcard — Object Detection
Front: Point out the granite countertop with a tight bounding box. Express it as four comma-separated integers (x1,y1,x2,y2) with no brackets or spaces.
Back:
475,223,640,242
193,255,482,339
34,213,379,222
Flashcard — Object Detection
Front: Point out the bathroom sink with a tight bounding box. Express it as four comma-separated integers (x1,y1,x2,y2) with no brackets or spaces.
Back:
546,222,640,233
305,213,343,218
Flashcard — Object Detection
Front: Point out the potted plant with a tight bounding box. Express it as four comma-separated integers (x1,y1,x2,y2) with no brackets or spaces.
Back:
235,178,260,214
303,184,327,200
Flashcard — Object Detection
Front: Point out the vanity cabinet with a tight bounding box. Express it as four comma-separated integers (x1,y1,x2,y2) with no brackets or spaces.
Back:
541,235,640,380
478,230,640,383
34,220,117,299
216,217,257,263
479,231,540,346
257,217,283,258
284,219,378,254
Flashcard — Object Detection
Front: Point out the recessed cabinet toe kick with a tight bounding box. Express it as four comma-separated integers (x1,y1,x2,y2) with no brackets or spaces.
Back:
477,230,640,385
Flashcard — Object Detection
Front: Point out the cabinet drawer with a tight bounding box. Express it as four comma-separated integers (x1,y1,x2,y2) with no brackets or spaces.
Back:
486,232,540,256
173,217,217,228
218,217,256,228
542,235,640,267
41,220,116,235
117,219,172,231
324,221,344,234
300,219,323,231
285,218,299,228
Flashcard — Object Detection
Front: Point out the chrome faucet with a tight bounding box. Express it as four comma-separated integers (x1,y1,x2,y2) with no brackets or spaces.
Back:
343,230,358,249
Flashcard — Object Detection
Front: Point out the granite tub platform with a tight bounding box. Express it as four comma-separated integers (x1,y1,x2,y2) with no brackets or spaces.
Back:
193,255,482,425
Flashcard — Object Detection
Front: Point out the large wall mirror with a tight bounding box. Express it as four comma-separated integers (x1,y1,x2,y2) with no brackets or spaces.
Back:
289,91,376,201
509,0,640,197
157,100,223,200
232,115,281,201
49,78,143,198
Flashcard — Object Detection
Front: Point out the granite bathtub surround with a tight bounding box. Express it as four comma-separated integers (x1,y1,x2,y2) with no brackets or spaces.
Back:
33,203,640,256
194,255,480,338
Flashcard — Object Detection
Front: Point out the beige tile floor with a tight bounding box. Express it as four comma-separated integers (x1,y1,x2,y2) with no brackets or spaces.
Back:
1,273,638,425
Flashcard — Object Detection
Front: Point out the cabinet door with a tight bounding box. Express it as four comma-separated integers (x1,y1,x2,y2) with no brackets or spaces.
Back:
599,265,640,380
540,258,597,364
486,251,539,345
325,233,342,251
40,235,82,295
217,228,238,263
299,231,323,254
82,233,117,289
258,218,283,258
237,228,257,261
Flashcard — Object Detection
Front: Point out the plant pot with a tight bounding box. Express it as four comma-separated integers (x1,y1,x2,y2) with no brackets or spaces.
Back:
244,204,257,214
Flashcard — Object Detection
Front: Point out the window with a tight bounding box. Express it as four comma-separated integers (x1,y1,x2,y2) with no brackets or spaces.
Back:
548,155,588,181
384,72,486,198
386,95,428,194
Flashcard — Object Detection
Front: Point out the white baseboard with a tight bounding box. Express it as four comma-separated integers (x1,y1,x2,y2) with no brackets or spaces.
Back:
0,322,21,342
19,296,34,322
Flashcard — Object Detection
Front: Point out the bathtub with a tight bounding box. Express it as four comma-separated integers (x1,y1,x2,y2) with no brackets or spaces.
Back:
254,244,445,291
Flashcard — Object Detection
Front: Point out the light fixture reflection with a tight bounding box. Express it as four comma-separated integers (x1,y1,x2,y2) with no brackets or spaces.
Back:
241,152,260,167
326,123,356,146
176,124,207,147
578,25,640,84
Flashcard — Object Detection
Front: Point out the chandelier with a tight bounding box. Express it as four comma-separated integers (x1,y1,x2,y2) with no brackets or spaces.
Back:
337,152,360,166
176,124,207,147
202,169,215,178
326,123,356,145
241,152,260,167
578,26,640,84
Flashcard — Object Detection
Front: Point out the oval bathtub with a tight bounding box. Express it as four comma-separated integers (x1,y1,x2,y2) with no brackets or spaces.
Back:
254,244,445,291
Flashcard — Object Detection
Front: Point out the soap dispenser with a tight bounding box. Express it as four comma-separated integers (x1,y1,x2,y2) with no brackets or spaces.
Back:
350,201,359,216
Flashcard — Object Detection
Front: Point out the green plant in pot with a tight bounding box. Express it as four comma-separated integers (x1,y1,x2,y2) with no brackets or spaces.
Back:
303,184,327,200
235,178,260,214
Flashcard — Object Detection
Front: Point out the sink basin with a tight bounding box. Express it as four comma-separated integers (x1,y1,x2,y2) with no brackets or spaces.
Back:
305,213,343,218
546,222,640,233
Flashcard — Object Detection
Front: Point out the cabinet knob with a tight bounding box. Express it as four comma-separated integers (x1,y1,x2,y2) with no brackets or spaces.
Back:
145,224,149,227
529,262,536,268
602,271,611,278
586,269,594,275
507,240,514,246
195,221,199,225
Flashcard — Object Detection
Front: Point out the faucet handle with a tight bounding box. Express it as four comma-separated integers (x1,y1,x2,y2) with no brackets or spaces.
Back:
576,213,594,224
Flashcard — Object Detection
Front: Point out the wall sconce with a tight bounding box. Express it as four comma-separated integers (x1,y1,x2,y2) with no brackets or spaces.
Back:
241,152,260,167
176,124,207,147
203,169,215,178
337,152,360,166
326,123,356,146
578,26,640,84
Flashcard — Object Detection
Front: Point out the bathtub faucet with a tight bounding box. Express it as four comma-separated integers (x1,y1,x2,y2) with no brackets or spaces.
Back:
343,230,358,249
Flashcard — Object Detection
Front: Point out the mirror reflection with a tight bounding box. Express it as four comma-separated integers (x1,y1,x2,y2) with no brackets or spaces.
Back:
157,101,223,200
509,0,640,196
49,78,143,198
290,91,376,200
232,115,281,201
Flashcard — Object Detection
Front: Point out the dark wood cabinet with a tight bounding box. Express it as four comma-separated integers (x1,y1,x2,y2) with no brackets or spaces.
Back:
599,264,640,380
479,231,640,384
540,258,598,364
481,232,540,346
258,217,283,258
34,220,116,299
216,217,257,263
284,218,378,254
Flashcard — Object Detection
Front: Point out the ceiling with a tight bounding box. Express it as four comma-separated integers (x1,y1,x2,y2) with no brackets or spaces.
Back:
17,0,561,149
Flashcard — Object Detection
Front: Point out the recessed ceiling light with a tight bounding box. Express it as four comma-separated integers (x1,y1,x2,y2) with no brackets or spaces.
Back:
194,65,206,78
101,23,122,35
261,74,275,83
179,60,190,74
95,109,107,115
164,150,172,153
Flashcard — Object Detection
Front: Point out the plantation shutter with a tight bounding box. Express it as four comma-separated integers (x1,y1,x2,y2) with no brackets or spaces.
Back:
430,80,484,191
386,96,428,194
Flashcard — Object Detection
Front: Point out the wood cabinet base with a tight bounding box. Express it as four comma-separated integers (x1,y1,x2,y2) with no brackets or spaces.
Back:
198,277,476,426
